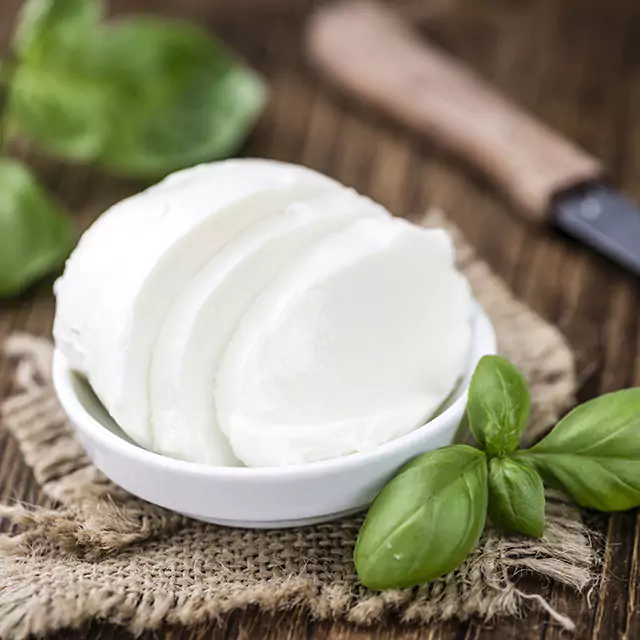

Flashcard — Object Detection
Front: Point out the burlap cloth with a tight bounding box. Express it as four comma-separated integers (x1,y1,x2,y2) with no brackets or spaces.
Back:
0,211,596,639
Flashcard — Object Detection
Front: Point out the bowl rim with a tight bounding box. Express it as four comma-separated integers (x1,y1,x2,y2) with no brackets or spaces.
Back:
52,302,496,482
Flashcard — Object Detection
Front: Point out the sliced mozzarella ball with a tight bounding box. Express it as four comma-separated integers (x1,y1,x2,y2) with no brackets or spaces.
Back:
54,158,472,469
149,190,389,465
53,159,342,448
215,217,472,467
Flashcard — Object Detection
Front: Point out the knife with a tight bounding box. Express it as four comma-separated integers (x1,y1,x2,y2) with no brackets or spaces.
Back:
306,1,640,275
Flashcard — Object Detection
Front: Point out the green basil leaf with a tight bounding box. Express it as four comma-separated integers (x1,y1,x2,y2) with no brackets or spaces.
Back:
97,18,267,177
487,456,545,537
10,5,266,172
9,60,110,160
354,445,488,590
14,0,102,62
0,159,75,296
10,0,110,160
516,389,640,511
467,355,531,456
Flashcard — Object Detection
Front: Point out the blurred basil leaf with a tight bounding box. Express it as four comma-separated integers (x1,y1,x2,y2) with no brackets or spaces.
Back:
0,159,75,296
14,0,102,62
467,355,531,456
488,456,545,537
9,58,111,160
10,0,112,159
98,19,267,176
8,0,266,174
354,445,488,590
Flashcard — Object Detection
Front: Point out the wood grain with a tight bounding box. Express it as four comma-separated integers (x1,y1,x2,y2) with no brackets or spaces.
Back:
307,1,604,222
1,0,639,638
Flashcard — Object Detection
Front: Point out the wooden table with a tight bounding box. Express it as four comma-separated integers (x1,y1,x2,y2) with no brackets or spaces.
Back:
1,0,639,637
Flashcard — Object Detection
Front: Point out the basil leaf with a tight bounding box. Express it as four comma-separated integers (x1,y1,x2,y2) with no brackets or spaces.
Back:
9,59,110,160
517,389,640,511
487,457,545,537
97,19,267,177
467,355,531,456
10,0,111,160
354,445,488,590
10,4,266,173
14,0,102,62
0,159,75,296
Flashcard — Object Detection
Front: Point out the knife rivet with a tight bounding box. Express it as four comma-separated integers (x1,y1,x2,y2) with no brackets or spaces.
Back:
581,197,601,220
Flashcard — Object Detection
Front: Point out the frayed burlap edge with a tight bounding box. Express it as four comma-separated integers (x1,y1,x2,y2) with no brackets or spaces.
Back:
0,493,595,638
0,210,595,639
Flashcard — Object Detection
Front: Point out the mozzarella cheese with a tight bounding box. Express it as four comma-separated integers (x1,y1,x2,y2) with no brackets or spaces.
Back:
54,159,472,467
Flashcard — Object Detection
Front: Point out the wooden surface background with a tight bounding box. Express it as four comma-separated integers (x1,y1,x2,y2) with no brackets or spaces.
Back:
1,0,639,638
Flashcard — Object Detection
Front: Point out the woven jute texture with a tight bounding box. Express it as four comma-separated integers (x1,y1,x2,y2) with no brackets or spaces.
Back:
0,211,595,639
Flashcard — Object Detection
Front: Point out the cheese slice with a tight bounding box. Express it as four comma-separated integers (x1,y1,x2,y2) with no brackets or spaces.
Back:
215,217,472,467
149,190,389,464
53,159,343,448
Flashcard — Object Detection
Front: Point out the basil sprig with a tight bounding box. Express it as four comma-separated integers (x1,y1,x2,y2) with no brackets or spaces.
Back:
0,0,267,296
354,355,640,591
9,0,266,173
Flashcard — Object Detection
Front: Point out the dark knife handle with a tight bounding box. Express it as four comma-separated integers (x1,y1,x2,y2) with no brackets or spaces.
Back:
307,1,605,222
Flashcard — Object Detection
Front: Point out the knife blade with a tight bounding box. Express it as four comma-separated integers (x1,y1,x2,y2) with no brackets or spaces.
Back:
553,185,640,275
307,1,640,275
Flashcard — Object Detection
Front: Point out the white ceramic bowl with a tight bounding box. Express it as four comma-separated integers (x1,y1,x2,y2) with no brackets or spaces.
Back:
52,303,496,529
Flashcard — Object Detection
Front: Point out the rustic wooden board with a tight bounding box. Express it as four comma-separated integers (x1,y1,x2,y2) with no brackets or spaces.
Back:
0,0,639,638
